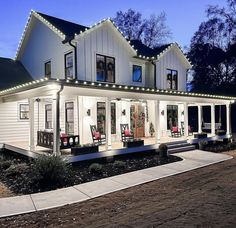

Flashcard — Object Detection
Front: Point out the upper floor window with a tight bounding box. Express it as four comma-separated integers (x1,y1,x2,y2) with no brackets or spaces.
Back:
65,52,74,79
167,69,178,90
96,54,115,83
44,61,51,78
19,104,29,120
132,65,142,82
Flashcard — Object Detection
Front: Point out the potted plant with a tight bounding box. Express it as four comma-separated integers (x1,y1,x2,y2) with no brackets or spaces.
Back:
198,140,208,150
158,144,168,158
71,143,99,155
149,122,155,137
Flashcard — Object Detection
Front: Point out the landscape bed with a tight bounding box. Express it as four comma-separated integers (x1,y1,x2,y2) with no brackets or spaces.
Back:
0,149,181,196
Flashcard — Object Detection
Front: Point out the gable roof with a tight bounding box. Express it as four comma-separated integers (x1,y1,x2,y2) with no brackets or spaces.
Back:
0,58,33,90
36,12,88,38
130,40,171,57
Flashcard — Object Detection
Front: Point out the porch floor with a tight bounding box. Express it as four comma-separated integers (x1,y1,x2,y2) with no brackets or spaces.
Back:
5,135,196,156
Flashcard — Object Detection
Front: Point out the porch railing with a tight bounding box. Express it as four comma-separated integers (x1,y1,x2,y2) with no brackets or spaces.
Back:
37,131,79,149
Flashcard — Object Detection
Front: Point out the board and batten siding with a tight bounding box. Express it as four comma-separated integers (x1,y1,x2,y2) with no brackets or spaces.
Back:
155,47,188,91
76,22,146,86
18,16,73,80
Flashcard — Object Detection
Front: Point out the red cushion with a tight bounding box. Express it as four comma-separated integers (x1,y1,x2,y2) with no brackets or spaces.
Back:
60,133,68,143
124,129,132,136
94,131,101,139
172,127,178,133
188,126,192,131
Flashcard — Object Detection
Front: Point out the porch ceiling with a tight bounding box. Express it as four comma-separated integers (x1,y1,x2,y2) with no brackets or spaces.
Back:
0,78,235,104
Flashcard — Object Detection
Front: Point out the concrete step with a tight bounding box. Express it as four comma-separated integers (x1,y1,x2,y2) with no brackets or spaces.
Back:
165,140,188,146
167,142,190,149
168,145,196,154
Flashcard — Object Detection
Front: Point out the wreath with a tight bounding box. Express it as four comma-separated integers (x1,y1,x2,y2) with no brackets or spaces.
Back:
107,62,114,71
97,60,105,70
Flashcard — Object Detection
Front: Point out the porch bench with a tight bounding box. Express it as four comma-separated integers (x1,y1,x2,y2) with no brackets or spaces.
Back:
37,131,79,149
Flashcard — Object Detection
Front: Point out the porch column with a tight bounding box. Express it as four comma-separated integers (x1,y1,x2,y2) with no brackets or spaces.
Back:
78,96,83,145
52,91,61,156
154,100,161,144
28,98,35,151
105,97,112,150
184,102,189,139
226,103,231,136
211,104,215,136
198,105,202,133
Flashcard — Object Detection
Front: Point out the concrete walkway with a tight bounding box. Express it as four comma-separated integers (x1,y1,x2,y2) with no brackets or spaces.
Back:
0,150,232,218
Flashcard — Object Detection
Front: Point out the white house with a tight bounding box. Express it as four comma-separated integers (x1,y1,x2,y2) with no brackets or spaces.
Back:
0,10,234,156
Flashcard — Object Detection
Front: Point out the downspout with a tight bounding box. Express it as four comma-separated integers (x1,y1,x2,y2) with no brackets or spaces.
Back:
53,84,64,156
62,36,77,79
151,60,157,89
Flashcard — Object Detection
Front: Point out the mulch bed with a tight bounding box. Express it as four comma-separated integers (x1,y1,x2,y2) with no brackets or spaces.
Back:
0,150,181,196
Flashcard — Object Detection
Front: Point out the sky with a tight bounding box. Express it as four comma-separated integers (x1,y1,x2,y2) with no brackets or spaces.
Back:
0,0,227,59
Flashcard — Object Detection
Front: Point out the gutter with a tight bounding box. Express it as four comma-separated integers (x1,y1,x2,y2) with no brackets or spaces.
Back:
151,60,157,89
62,36,77,79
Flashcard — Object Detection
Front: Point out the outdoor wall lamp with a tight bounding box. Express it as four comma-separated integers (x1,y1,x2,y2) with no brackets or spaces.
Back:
122,109,126,115
161,110,165,116
87,109,91,116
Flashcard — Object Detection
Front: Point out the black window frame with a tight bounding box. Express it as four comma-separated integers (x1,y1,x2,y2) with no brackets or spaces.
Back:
65,102,74,135
167,69,178,90
96,54,115,83
19,104,29,120
96,102,116,134
45,104,52,129
44,61,51,78
65,52,74,79
132,65,142,82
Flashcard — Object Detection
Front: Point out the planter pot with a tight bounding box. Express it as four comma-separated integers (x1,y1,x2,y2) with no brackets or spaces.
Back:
71,145,99,155
123,140,144,148
159,150,168,158
194,133,207,139
216,130,226,136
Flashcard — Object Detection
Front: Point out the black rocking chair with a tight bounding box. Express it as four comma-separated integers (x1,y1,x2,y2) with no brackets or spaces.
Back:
90,125,106,145
120,124,134,142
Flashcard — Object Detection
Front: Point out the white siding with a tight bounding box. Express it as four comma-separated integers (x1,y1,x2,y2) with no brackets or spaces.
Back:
155,48,188,91
18,16,72,80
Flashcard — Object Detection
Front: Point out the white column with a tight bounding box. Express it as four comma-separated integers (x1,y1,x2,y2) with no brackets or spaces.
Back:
211,104,215,136
52,91,61,156
78,96,83,145
226,103,231,136
184,102,189,139
155,100,161,144
105,97,112,150
28,98,35,151
198,105,202,133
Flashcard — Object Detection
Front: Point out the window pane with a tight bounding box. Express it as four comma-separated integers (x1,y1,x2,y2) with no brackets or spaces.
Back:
111,103,116,134
65,52,74,78
20,104,29,120
45,104,52,129
133,65,142,82
66,53,73,67
96,55,106,81
97,102,106,134
106,57,115,83
167,105,178,130
45,61,51,78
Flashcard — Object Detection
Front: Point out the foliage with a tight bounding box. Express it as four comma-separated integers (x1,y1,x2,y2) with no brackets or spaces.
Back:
31,155,73,190
0,160,12,170
198,140,209,150
89,163,103,174
159,144,168,152
112,160,126,169
4,163,29,177
189,0,236,95
113,9,171,48
149,122,155,136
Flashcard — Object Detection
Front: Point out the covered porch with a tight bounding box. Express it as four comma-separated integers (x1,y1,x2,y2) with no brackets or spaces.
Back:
0,79,233,157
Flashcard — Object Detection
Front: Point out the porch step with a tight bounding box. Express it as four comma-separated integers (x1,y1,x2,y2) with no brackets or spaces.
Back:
168,145,196,154
167,142,190,149
165,140,188,146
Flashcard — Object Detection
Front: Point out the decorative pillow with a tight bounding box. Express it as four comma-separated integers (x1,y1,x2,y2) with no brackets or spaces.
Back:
60,133,68,143
94,131,101,139
172,127,178,133
124,129,131,136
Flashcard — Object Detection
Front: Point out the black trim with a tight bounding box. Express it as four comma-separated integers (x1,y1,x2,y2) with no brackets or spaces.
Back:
167,69,178,90
44,61,51,78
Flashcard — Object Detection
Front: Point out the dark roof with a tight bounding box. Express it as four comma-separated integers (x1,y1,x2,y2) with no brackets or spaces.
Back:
36,12,89,37
0,58,33,90
130,40,171,57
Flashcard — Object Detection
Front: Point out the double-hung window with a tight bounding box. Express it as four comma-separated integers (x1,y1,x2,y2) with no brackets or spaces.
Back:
45,61,51,78
19,104,29,120
132,65,142,82
65,52,74,79
45,104,52,129
96,54,115,83
167,69,178,90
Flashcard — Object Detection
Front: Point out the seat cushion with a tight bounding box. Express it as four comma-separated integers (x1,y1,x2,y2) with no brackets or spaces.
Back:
172,127,178,133
124,129,132,137
93,131,101,139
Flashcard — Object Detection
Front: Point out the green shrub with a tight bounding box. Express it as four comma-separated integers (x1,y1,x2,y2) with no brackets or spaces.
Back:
0,160,12,170
5,163,29,177
198,140,208,150
31,155,73,190
89,163,103,174
159,144,168,152
112,160,126,169
159,144,168,158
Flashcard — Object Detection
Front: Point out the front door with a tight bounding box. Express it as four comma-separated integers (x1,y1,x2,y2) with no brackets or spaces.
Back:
130,104,145,138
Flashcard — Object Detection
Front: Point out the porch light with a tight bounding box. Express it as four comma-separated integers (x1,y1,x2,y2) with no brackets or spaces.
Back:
87,109,91,116
122,109,126,115
161,110,165,116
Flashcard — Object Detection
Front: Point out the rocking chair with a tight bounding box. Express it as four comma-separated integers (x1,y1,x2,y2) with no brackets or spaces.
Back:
120,124,134,142
90,125,106,145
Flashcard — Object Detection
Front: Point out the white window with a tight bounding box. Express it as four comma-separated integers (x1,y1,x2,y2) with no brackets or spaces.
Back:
19,104,29,120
